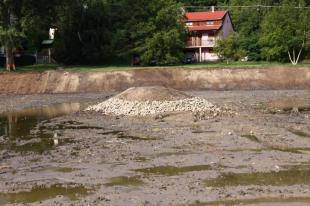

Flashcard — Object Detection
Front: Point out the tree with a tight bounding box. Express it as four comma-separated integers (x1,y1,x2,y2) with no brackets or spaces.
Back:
260,0,310,65
228,0,265,61
54,0,115,64
138,0,186,65
110,0,186,65
0,0,24,71
0,0,59,71
54,0,186,65
215,32,246,63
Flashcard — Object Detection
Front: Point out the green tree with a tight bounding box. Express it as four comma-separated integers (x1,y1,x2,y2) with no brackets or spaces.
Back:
113,0,186,65
54,0,186,65
138,0,186,65
215,32,246,63
260,0,309,64
228,0,264,61
54,0,115,64
0,0,59,70
0,0,24,71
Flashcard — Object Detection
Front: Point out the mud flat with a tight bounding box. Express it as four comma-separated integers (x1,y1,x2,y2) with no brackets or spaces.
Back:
0,90,310,205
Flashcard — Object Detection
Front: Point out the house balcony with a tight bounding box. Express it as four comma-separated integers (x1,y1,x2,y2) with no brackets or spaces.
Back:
186,39,216,48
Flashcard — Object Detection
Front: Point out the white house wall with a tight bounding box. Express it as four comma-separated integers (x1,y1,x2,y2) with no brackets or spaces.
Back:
221,14,234,38
202,33,209,41
201,49,219,61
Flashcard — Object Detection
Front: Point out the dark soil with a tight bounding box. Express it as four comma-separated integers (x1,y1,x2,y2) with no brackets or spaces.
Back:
0,90,310,206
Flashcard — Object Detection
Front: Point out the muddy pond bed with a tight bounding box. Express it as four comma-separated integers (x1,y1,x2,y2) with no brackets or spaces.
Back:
0,90,310,206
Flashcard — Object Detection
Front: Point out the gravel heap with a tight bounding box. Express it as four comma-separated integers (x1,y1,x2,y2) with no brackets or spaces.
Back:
86,87,221,117
113,86,191,101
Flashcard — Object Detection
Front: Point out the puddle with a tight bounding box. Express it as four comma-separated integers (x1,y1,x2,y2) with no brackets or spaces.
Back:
43,122,105,131
267,98,310,113
205,167,310,187
191,130,217,134
104,176,144,187
37,167,78,173
188,197,310,206
99,130,157,141
241,134,260,143
154,151,193,157
270,147,310,154
229,147,310,154
98,131,123,136
0,184,93,204
0,103,82,153
288,128,310,138
62,125,104,130
134,157,149,162
117,134,157,141
135,165,211,176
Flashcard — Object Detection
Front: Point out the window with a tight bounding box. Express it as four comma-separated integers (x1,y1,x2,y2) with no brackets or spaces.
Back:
186,22,193,26
207,21,214,25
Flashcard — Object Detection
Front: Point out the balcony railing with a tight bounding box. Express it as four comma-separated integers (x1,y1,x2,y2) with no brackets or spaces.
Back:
186,39,216,47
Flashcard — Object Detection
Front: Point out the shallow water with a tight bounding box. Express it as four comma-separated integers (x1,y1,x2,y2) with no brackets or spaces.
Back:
205,166,310,187
135,165,212,176
190,197,310,206
0,103,82,153
104,176,144,187
0,184,92,204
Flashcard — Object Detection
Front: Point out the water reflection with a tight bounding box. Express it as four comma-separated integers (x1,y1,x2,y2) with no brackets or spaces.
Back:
0,184,93,204
205,166,310,187
0,103,81,153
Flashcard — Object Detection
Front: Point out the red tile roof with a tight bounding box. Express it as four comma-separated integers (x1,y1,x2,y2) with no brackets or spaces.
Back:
185,11,227,21
187,25,222,31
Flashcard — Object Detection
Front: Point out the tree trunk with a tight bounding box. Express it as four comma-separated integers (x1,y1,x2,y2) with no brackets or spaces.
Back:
287,33,306,66
5,46,15,71
288,47,304,66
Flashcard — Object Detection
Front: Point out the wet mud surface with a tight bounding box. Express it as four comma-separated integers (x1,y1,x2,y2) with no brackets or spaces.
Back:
0,90,310,205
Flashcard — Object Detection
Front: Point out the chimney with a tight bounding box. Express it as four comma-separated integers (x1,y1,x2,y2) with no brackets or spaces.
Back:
211,6,215,12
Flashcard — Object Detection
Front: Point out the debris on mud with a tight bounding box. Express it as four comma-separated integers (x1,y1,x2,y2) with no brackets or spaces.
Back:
86,86,222,117
266,97,310,113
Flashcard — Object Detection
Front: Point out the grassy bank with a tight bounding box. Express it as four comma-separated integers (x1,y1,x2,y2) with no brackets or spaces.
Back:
1,61,310,73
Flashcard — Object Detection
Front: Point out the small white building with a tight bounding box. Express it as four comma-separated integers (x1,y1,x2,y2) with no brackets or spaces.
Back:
184,9,234,62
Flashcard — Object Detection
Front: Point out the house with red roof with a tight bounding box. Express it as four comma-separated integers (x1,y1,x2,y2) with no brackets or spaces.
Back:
184,8,234,62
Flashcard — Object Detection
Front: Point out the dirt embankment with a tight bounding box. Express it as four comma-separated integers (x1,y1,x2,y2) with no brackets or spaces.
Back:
0,67,309,95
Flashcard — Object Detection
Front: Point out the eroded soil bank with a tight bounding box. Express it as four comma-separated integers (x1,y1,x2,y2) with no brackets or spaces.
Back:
0,90,310,205
0,67,310,95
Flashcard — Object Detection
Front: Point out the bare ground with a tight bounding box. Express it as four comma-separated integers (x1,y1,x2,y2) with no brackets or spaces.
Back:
0,90,310,206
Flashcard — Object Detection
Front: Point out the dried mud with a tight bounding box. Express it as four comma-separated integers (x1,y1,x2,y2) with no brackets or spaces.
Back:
0,90,310,206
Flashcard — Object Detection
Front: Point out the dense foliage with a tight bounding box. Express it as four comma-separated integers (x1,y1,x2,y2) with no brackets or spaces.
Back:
182,0,310,64
54,0,186,65
0,0,310,67
260,0,309,64
0,0,60,70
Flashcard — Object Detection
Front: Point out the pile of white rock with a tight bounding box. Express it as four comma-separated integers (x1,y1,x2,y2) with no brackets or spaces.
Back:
86,96,221,117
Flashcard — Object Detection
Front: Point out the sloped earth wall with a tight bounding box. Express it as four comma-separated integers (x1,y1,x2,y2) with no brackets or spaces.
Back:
0,67,309,94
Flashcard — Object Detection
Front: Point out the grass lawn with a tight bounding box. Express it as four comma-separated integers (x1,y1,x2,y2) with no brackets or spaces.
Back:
1,61,310,73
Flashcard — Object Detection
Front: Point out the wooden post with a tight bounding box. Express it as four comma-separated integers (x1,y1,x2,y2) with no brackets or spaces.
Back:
199,47,202,62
